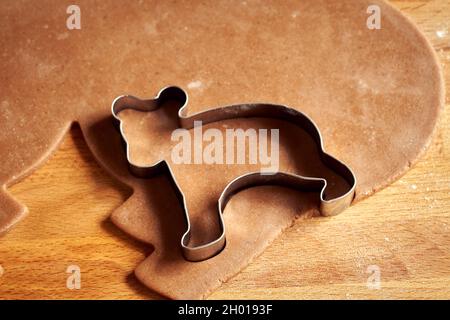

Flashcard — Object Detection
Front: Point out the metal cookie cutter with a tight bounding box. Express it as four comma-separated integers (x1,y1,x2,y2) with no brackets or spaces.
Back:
112,86,356,262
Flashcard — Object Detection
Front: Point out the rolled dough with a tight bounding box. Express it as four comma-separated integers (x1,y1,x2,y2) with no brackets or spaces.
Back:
0,0,443,298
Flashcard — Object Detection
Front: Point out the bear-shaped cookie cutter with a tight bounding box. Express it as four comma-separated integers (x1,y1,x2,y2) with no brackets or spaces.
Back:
112,86,356,262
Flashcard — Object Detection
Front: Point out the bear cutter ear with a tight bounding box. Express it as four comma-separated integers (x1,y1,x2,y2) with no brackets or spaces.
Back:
111,86,188,121
157,86,188,110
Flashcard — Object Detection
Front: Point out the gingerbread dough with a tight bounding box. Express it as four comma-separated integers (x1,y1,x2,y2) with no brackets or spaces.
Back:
0,0,443,299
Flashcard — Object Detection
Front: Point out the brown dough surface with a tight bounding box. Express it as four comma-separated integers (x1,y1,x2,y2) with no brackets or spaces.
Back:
0,0,443,299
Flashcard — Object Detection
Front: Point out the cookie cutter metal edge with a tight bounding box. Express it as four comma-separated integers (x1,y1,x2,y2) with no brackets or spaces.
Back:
111,86,356,262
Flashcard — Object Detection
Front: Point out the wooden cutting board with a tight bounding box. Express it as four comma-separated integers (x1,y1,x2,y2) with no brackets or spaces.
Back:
0,0,449,299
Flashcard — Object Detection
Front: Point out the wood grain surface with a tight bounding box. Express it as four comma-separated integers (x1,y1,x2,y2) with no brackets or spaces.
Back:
0,0,449,299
